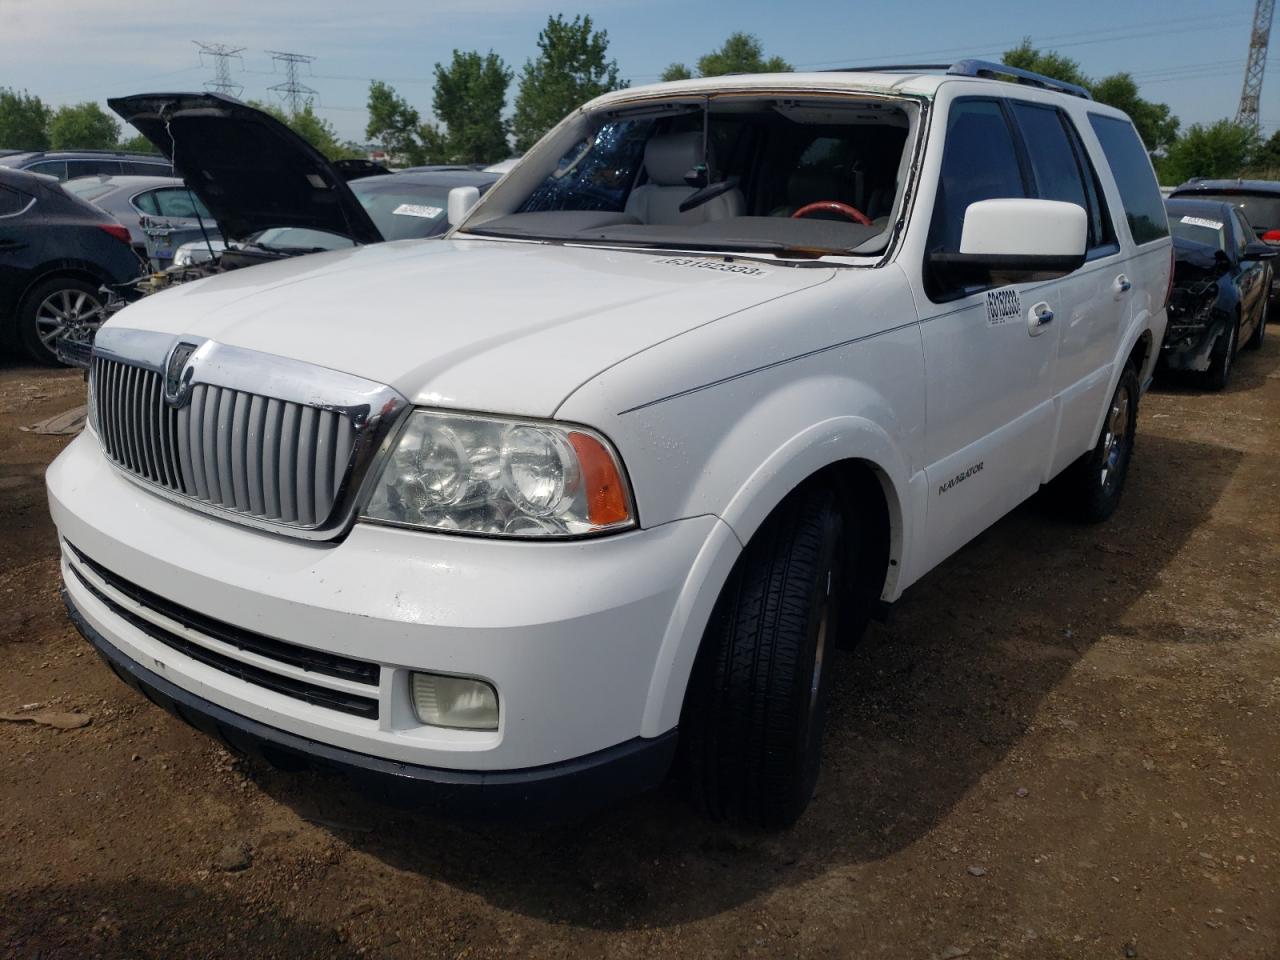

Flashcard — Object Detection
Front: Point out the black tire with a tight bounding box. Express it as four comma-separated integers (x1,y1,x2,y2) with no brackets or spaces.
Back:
1245,295,1268,351
17,276,107,365
1051,364,1140,524
683,484,847,828
1202,316,1238,391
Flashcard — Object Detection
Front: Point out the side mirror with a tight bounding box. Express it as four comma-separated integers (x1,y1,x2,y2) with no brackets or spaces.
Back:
929,198,1088,285
1243,241,1278,261
447,186,481,228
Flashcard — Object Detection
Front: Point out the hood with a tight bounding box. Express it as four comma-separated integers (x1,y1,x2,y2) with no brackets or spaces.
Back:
1172,235,1225,282
107,93,382,246
105,239,834,416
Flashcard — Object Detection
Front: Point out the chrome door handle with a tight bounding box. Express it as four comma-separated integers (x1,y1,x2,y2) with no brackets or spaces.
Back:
1115,275,1132,294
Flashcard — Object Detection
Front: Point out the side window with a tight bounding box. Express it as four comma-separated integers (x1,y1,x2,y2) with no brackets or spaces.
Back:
150,188,211,219
1010,102,1086,208
66,159,119,180
1087,114,1169,245
1231,209,1251,257
0,184,31,216
26,160,67,180
926,98,1028,299
132,190,159,216
1062,115,1118,255
120,160,170,176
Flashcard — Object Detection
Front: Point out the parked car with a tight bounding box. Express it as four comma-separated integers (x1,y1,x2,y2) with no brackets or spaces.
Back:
62,175,218,268
106,95,495,280
0,167,144,363
1168,178,1280,306
1160,198,1274,389
51,62,1170,826
0,149,172,181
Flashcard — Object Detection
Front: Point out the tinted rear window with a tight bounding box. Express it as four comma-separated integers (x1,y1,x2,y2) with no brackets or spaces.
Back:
1087,114,1168,245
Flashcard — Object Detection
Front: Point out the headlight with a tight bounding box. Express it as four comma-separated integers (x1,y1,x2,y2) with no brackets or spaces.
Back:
361,410,635,538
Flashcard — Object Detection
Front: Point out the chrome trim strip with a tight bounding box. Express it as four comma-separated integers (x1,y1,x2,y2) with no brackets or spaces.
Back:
92,328,409,541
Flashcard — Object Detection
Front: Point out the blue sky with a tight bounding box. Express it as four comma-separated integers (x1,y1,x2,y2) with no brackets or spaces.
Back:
0,0,1271,144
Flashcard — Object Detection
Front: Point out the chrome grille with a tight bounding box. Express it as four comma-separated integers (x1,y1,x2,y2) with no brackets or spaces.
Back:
89,330,407,538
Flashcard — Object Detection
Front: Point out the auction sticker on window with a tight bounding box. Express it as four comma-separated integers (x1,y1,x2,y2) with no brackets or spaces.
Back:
985,286,1021,327
1180,215,1223,230
393,203,444,219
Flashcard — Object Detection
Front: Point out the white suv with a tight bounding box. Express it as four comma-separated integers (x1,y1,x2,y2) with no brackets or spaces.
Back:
48,62,1170,827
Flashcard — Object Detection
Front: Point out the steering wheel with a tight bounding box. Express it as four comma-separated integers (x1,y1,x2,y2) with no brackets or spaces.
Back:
791,201,872,226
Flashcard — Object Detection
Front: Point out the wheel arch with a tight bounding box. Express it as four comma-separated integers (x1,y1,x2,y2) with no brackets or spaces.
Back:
638,418,910,739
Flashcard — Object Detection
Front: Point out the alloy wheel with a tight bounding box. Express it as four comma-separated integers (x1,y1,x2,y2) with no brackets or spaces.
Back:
34,288,106,350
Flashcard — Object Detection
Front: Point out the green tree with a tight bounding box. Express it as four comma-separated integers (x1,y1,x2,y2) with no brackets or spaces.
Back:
1249,130,1280,176
48,102,120,149
512,14,625,152
116,132,159,154
0,87,51,150
664,32,792,81
431,49,511,163
1002,40,1179,154
1158,120,1257,184
366,80,426,165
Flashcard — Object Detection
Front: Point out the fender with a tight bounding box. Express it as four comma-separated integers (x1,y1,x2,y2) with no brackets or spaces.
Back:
639,411,914,737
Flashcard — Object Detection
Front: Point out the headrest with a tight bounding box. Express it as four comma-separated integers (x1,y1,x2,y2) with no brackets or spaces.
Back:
643,131,703,186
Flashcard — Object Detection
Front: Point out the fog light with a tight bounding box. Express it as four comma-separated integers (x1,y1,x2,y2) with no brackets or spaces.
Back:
410,672,499,730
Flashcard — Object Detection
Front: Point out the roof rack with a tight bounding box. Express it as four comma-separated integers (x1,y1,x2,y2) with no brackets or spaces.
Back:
826,59,1093,101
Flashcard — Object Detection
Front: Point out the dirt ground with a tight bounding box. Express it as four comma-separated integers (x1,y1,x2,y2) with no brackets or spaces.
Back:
0,337,1277,960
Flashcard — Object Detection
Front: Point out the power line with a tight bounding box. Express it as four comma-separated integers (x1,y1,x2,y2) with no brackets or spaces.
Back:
193,41,244,98
266,50,317,114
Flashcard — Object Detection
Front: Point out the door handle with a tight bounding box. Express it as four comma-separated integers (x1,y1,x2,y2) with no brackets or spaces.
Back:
1028,300,1054,335
1115,275,1132,294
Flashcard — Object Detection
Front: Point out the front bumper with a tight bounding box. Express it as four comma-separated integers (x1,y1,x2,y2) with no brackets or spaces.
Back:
49,432,734,784
1159,315,1227,373
66,591,677,817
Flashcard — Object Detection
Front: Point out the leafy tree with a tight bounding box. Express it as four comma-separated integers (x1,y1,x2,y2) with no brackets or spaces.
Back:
431,50,511,163
1158,120,1257,184
512,14,625,152
0,87,51,150
48,102,120,150
1002,40,1179,154
664,32,792,82
116,133,159,154
366,80,426,165
1250,130,1280,175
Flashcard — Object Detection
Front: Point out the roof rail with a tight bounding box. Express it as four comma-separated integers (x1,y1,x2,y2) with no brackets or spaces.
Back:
824,59,1093,100
946,59,1092,100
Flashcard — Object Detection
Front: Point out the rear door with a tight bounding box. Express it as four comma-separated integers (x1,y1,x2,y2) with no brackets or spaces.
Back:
1008,100,1127,478
0,183,37,317
916,97,1065,571
1229,207,1266,336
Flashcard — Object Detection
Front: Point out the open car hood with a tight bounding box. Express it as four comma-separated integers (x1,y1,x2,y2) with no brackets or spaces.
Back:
107,93,382,246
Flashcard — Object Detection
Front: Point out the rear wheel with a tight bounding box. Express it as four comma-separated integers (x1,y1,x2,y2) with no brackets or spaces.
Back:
18,277,107,365
683,484,849,829
1203,316,1238,391
1051,365,1140,524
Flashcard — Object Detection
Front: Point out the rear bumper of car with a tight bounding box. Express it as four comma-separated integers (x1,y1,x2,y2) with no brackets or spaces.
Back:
66,590,677,817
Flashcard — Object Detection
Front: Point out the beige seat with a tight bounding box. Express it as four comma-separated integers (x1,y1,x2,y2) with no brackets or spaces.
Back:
624,132,745,226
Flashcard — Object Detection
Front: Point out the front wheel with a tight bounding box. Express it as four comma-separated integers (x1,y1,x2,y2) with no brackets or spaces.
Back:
1203,317,1238,391
683,485,848,828
17,277,107,365
1051,365,1140,524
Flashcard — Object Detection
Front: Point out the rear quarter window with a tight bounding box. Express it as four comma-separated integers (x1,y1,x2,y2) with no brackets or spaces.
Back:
1087,114,1168,245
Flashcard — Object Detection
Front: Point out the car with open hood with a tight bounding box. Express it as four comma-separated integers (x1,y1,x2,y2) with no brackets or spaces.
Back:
51,62,1170,826
1161,198,1274,389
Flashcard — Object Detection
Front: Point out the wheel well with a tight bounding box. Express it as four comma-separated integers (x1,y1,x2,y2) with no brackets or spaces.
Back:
1126,330,1153,376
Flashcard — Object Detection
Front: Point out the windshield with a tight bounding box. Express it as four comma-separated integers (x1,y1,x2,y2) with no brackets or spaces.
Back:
1168,211,1227,250
1187,192,1280,233
351,178,459,240
462,94,917,258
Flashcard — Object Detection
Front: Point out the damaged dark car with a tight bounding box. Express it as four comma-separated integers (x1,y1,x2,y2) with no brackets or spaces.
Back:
1160,198,1274,391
